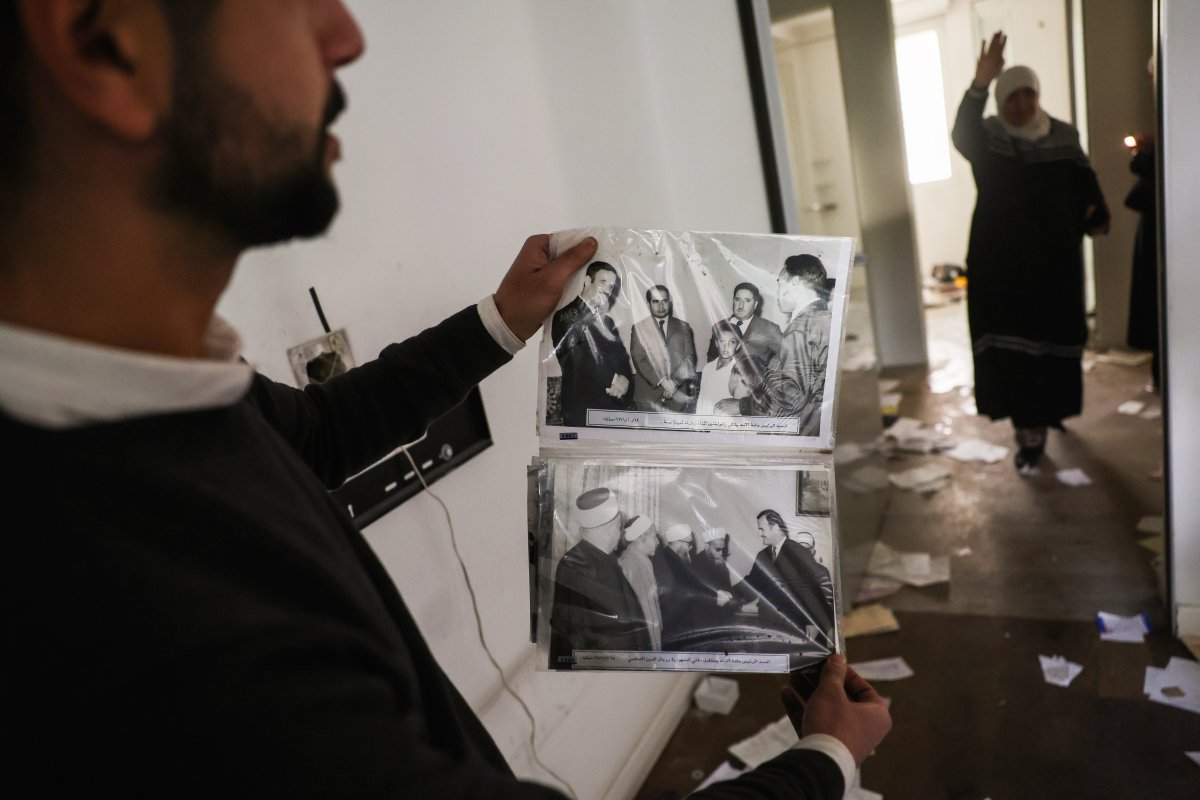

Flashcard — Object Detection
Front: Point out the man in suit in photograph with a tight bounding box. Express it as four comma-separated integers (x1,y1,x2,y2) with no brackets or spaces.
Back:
707,281,783,365
738,256,832,436
549,488,651,665
734,509,836,650
630,284,698,413
550,261,634,426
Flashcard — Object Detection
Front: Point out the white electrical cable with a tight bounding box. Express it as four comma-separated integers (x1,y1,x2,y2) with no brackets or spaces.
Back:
398,446,579,800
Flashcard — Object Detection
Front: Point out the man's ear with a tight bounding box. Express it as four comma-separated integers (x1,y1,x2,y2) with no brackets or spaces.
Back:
18,0,173,141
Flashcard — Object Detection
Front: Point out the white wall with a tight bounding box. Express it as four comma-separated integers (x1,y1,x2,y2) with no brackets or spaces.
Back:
216,2,771,797
1160,0,1200,637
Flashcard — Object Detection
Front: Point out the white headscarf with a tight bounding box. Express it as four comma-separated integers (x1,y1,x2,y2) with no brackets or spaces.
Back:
995,65,1051,142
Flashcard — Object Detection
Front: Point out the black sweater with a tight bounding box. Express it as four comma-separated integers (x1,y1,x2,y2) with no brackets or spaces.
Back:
4,305,842,798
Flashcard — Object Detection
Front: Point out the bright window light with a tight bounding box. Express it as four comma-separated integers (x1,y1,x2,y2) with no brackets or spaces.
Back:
895,30,952,185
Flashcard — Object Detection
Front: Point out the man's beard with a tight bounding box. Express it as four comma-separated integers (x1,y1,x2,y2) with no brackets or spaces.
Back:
150,63,346,248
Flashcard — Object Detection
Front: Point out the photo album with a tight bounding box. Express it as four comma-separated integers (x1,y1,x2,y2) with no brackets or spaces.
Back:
530,228,854,673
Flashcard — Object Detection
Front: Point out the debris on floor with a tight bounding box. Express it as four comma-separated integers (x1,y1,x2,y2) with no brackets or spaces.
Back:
867,542,951,587
1138,535,1165,556
1095,350,1153,367
694,676,740,715
1143,657,1200,715
849,657,914,682
843,604,900,638
888,463,952,493
1140,407,1162,420
844,465,891,494
1038,654,1084,687
727,716,799,769
943,438,1009,464
854,576,906,604
695,760,743,790
834,441,875,465
1187,752,1200,768
1056,468,1093,487
881,417,951,454
1118,400,1146,415
1136,515,1164,535
1096,611,1151,643
880,392,902,419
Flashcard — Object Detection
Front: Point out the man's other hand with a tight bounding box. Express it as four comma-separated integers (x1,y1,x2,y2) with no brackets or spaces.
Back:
494,235,599,341
781,654,892,765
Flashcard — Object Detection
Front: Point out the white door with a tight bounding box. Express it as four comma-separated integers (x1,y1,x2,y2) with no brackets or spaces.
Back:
772,11,862,242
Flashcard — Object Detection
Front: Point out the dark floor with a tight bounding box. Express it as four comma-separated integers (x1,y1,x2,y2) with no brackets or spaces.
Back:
636,303,1200,799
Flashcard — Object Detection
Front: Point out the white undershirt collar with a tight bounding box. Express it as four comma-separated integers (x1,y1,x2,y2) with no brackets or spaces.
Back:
0,316,255,429
0,296,523,430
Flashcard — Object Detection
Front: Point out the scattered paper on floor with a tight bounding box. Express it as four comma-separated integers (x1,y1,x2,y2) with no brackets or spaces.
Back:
1039,654,1084,687
855,575,905,604
834,441,873,466
1143,657,1200,715
1056,468,1093,487
1118,400,1146,415
955,546,973,557
850,657,914,682
1136,516,1164,535
1097,611,1150,643
1140,408,1162,420
889,463,952,493
843,604,900,638
728,716,798,770
1138,535,1165,555
1186,752,1200,768
1096,350,1152,366
943,438,1010,464
696,760,744,790
845,465,891,494
842,350,878,372
882,417,950,454
867,542,951,587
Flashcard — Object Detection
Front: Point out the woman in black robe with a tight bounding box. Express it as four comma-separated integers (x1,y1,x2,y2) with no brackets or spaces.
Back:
952,32,1110,469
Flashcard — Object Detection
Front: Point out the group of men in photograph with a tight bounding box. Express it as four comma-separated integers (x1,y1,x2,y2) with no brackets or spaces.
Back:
549,255,833,434
547,487,837,666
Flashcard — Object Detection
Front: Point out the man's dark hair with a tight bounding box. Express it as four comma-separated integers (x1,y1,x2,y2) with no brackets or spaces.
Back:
781,254,828,292
0,1,219,204
0,0,29,200
645,284,671,303
732,282,763,317
584,260,621,304
645,284,672,316
756,508,788,535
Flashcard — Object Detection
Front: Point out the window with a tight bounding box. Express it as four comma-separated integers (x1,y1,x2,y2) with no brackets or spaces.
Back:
895,29,952,184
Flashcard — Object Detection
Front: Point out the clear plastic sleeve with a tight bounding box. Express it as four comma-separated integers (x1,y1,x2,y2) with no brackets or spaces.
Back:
530,456,843,673
538,228,855,451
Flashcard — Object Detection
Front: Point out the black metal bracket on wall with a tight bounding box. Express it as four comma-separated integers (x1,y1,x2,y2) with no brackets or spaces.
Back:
331,388,492,529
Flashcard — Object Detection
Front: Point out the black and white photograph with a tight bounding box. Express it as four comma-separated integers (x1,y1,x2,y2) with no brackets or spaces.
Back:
538,228,854,449
535,461,840,673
